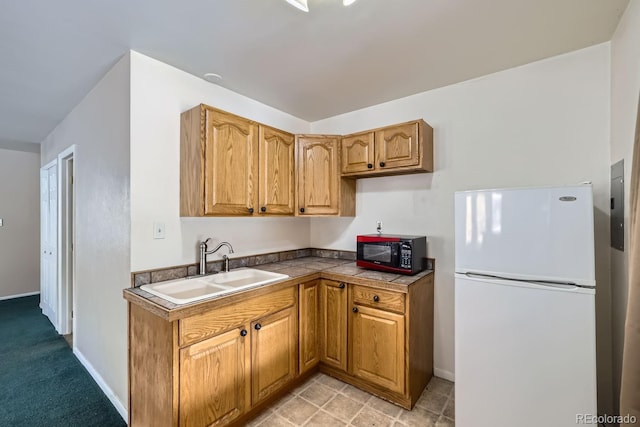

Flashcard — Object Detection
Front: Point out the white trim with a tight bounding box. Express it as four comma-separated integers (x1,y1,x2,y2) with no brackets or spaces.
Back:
42,157,57,170
0,291,40,301
73,348,128,422
433,367,455,382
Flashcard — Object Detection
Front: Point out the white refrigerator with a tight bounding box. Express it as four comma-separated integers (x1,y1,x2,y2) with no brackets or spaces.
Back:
454,185,597,427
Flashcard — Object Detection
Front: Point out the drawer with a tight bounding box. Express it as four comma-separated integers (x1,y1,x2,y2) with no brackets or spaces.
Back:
351,285,405,314
179,286,295,346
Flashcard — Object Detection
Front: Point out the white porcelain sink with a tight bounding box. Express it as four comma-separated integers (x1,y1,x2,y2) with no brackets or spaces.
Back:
140,268,289,305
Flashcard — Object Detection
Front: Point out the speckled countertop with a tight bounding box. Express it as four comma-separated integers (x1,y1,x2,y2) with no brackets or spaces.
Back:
123,256,433,321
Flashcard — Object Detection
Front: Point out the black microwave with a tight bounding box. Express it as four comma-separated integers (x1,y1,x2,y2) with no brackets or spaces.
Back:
356,234,427,275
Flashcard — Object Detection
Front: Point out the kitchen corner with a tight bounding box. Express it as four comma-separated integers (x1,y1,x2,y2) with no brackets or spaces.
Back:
123,248,435,426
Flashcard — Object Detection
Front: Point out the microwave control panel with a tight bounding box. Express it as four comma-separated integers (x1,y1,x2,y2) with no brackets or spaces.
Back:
400,243,412,269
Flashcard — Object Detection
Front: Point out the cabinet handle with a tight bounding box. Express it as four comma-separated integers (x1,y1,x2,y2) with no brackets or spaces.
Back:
373,295,380,302
255,323,262,330
379,161,386,167
240,329,247,337
299,208,305,213
367,163,373,169
352,307,358,313
339,282,346,289
248,207,254,214
260,206,267,213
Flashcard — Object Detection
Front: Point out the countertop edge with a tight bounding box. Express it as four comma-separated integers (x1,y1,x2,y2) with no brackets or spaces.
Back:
124,267,433,321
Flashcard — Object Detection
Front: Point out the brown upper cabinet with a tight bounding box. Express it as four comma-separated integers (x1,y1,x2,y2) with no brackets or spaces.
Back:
259,125,296,215
296,135,356,217
180,104,295,216
341,120,433,177
181,105,432,217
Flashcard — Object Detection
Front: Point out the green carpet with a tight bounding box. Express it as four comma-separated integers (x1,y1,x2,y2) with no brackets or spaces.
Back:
0,295,126,426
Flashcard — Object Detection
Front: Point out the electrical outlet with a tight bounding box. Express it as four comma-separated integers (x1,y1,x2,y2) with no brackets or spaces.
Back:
0,218,3,227
153,222,166,239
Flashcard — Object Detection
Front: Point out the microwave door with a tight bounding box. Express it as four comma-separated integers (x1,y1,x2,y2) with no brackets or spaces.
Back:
363,243,393,264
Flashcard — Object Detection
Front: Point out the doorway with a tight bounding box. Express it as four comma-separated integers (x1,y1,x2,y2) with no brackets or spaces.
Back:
58,146,75,339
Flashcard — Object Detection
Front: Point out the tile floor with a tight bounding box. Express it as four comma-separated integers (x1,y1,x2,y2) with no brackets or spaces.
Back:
247,373,455,427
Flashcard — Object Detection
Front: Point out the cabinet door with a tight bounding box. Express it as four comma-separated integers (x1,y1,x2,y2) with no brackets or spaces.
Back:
319,280,348,371
296,136,340,215
299,281,320,374
204,107,258,215
251,306,298,404
375,122,419,170
259,126,295,215
341,132,375,175
179,326,249,427
350,304,405,394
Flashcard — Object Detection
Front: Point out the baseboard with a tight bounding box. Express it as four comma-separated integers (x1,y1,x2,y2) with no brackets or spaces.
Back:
0,291,40,301
73,348,128,421
434,367,455,382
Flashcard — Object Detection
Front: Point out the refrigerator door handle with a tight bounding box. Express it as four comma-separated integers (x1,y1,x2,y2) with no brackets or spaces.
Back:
460,272,588,290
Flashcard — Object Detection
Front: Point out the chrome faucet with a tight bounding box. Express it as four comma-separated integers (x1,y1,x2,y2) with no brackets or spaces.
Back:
199,239,234,275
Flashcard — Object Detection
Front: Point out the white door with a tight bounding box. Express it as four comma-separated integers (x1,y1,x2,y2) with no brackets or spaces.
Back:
40,162,57,327
454,185,595,287
455,274,597,427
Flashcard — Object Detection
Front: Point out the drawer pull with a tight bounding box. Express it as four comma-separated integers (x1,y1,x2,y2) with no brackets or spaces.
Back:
339,282,346,289
299,207,305,213
352,307,358,313
260,206,267,212
367,163,373,169
240,329,247,337
373,295,380,302
379,161,386,167
248,207,254,214
254,323,262,330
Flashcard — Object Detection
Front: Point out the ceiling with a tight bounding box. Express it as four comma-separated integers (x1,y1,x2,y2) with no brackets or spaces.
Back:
0,0,629,145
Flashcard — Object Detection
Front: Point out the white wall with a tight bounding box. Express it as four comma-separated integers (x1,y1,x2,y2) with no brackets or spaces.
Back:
129,52,311,271
40,54,131,418
0,145,40,299
610,0,640,415
310,44,613,411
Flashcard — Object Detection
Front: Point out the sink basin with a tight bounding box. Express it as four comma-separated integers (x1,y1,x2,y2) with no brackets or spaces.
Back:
203,268,290,289
140,268,289,305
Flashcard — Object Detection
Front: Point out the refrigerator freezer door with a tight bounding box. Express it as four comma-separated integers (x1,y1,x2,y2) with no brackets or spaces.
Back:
454,185,595,287
455,275,597,427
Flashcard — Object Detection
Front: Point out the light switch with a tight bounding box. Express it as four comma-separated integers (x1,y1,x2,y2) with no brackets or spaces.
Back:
153,222,166,239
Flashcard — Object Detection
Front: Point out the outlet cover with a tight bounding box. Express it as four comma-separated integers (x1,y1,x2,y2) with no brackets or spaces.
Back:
153,222,166,239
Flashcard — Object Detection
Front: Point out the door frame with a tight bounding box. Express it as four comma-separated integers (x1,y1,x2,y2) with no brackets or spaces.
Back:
57,145,76,336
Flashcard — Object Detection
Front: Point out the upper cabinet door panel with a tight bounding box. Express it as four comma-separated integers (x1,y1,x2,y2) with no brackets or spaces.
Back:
297,136,340,216
204,108,258,215
259,126,295,215
341,132,374,175
375,122,419,169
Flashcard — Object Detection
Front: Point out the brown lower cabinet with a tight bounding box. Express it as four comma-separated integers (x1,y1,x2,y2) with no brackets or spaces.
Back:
251,305,298,405
299,281,320,374
179,326,248,427
128,274,433,426
129,286,298,427
319,279,348,371
320,278,433,409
